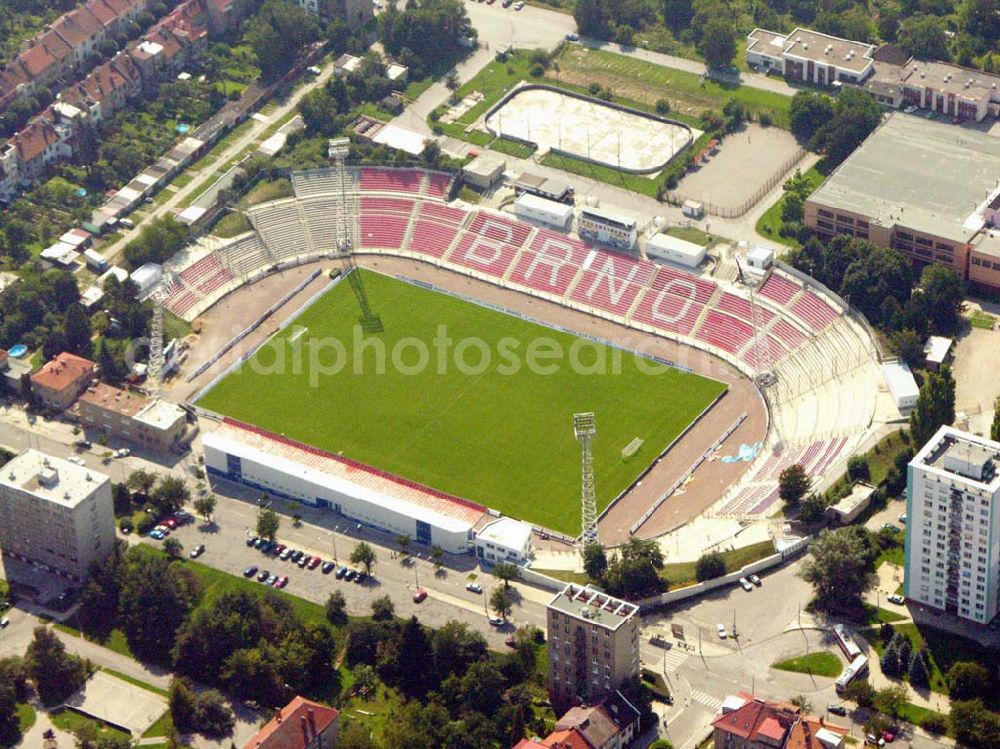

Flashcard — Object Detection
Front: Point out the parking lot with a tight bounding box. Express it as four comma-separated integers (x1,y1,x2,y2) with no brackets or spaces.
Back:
134,488,550,646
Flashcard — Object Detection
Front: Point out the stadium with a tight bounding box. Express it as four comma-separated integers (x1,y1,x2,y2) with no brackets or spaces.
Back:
175,164,881,552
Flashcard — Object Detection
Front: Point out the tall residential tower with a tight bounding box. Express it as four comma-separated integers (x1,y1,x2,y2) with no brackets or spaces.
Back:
905,426,1000,624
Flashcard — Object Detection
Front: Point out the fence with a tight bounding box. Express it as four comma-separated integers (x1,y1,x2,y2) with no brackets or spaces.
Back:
666,147,806,218
634,540,809,611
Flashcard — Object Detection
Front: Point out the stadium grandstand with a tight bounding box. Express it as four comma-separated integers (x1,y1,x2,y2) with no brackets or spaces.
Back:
170,166,880,523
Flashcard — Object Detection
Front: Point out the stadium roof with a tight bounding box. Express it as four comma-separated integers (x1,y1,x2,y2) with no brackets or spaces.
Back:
206,420,486,533
808,113,1000,243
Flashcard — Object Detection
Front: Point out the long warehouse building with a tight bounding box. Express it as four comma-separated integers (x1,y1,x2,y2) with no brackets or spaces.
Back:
202,420,487,553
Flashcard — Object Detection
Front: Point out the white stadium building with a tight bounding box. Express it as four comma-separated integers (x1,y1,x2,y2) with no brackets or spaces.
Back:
203,420,486,553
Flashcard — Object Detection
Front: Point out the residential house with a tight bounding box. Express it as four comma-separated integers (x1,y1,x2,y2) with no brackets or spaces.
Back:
29,352,97,411
712,696,847,749
241,696,339,749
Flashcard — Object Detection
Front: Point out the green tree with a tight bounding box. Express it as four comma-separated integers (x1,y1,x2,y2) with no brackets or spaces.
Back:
918,263,965,334
695,551,726,581
801,527,878,610
812,87,882,165
25,626,86,705
699,18,737,69
119,551,196,660
325,590,348,627
603,538,666,599
243,0,321,81
151,476,190,516
959,0,1000,44
256,507,280,541
491,561,520,589
840,245,914,327
779,464,810,504
947,661,991,700
193,689,235,738
844,679,876,707
583,542,608,581
371,595,395,621
490,587,513,620
572,0,609,38
790,91,834,142
126,469,157,496
797,492,829,522
193,494,216,522
890,328,925,368
897,14,950,60
63,303,92,357
909,365,956,446
908,649,931,688
847,455,871,482
874,684,908,720
168,677,199,733
992,398,1000,442
350,541,376,574
781,192,805,224
950,700,1000,749
163,537,183,558
396,534,411,557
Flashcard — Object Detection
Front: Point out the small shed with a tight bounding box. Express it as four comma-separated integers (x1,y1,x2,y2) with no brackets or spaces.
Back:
747,246,774,271
462,153,507,190
645,232,707,268
130,263,163,295
882,360,920,411
923,335,954,371
826,482,876,524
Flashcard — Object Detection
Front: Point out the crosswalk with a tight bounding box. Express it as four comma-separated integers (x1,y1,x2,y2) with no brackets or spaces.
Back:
641,642,690,673
690,689,724,711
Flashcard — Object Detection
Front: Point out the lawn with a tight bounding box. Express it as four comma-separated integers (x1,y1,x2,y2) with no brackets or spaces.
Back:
665,226,726,250
755,165,826,247
540,152,661,198
198,270,727,534
16,704,35,734
50,709,131,745
771,651,843,677
553,47,793,128
488,137,537,159
860,622,1000,702
141,711,174,739
969,311,996,330
535,540,775,586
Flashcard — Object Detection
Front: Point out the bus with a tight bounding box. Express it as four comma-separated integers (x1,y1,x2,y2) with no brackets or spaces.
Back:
833,624,862,660
835,654,869,694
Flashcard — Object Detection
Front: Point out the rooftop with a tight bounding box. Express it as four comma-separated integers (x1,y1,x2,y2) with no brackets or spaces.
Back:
747,27,874,74
548,583,638,630
241,696,339,749
923,335,953,365
31,352,96,393
476,516,533,550
808,113,1000,243
828,481,876,516
135,399,186,431
0,449,109,508
80,382,149,417
913,426,1000,488
206,420,486,533
554,705,622,748
869,57,1000,105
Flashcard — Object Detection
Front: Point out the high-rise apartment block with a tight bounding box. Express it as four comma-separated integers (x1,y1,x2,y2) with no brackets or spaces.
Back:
905,426,1000,624
0,450,115,579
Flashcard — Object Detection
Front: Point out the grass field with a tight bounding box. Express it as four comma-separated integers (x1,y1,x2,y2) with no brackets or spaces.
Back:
198,270,727,533
771,651,843,677
755,165,827,247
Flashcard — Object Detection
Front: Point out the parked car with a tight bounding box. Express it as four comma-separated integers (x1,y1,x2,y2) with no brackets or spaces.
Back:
466,583,484,594
291,550,304,562
514,0,524,7
114,448,130,458
258,569,271,582
280,548,293,561
888,594,905,605
298,555,311,568
413,588,428,603
274,544,286,556
866,734,885,747
254,538,267,549
565,32,579,41
189,544,205,559
335,566,348,579
898,513,907,523
307,556,321,570
488,617,505,627
75,440,92,449
153,525,170,536
343,568,356,582
828,705,848,717
882,523,901,533
266,574,278,586
246,537,258,547
321,561,336,574
354,570,367,584
162,518,178,530
174,511,192,524
244,565,259,577
716,624,728,639
149,529,165,540
274,575,289,589
747,574,762,586
739,578,753,592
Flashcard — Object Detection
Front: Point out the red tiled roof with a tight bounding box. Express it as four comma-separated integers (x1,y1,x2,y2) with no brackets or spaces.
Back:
87,0,121,27
786,717,849,749
555,705,622,748
543,729,591,749
241,696,339,749
14,119,60,163
713,699,799,743
36,31,74,63
759,717,787,742
53,7,105,47
513,741,549,749
31,352,96,392
19,44,60,78
0,350,8,368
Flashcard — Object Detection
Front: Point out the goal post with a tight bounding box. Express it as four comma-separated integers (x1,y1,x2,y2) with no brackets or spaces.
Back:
621,437,644,461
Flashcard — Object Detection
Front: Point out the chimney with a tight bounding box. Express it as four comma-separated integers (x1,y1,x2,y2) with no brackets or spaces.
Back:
307,708,316,735
276,708,282,724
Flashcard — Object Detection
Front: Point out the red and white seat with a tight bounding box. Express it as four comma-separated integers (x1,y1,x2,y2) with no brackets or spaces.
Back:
408,220,459,259
759,272,799,306
791,290,839,332
570,252,655,317
508,229,590,296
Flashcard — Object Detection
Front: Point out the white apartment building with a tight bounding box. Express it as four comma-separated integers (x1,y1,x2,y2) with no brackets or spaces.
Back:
905,426,1000,624
0,450,115,579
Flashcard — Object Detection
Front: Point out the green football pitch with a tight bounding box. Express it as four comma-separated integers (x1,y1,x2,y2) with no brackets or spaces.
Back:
197,270,727,534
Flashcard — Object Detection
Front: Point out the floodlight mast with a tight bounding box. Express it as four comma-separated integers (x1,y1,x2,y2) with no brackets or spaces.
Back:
574,412,598,547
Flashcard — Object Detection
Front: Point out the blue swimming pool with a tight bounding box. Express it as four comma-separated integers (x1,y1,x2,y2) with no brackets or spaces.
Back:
8,344,27,357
